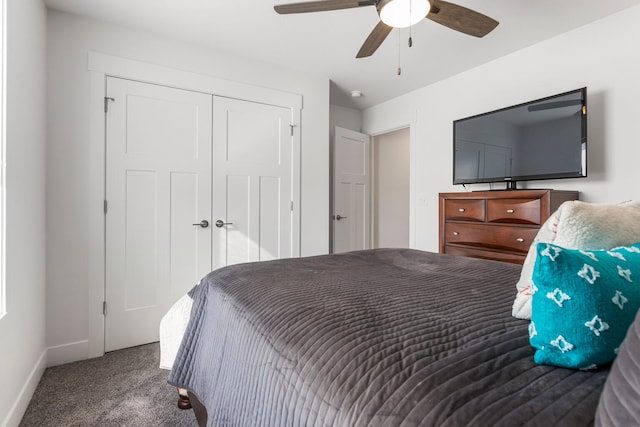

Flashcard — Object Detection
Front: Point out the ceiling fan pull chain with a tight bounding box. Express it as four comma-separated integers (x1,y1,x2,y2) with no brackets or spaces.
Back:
397,29,402,75
409,11,413,48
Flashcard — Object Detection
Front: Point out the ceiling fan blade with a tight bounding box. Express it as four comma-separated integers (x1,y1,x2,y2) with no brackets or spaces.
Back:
527,99,583,112
274,0,374,14
356,21,393,58
427,0,498,37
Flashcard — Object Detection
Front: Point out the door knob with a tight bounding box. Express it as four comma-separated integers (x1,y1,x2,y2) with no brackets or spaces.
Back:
192,220,209,228
215,219,233,228
335,215,348,221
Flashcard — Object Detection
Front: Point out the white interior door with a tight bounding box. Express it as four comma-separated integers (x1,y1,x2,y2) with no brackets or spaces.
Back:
333,127,371,253
105,77,213,352
212,96,293,269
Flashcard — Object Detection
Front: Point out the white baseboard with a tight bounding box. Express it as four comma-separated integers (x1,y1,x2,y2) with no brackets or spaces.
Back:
46,340,90,367
1,349,47,427
2,341,94,426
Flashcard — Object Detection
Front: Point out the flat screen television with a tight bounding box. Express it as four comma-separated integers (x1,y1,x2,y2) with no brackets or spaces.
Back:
453,88,587,190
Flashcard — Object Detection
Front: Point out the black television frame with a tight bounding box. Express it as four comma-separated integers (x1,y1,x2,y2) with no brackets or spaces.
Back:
452,87,587,190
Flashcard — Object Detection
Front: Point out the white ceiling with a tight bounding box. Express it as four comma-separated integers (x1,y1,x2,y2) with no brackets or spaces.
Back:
44,0,640,110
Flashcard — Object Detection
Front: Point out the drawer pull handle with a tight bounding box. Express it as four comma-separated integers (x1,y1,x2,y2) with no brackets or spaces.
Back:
453,232,460,236
516,238,525,243
506,209,515,214
458,208,466,212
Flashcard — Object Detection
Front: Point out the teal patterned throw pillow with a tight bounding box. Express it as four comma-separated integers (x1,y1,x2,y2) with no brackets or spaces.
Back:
530,242,640,369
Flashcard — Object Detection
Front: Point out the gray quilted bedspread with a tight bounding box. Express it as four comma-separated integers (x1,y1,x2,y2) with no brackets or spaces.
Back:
168,249,608,426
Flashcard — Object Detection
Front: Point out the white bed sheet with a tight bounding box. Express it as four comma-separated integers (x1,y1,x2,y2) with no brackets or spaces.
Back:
159,289,195,370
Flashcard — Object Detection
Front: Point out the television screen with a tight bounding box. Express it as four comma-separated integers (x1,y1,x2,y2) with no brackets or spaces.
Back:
453,88,587,189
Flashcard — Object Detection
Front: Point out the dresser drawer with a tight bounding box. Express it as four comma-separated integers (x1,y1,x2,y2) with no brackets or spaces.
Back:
444,245,526,265
486,198,541,225
439,190,579,265
444,199,484,222
444,223,538,253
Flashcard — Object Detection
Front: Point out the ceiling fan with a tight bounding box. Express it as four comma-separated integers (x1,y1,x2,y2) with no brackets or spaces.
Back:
273,0,499,58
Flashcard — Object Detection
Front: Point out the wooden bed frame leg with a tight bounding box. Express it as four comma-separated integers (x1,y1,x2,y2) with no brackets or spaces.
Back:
177,388,192,410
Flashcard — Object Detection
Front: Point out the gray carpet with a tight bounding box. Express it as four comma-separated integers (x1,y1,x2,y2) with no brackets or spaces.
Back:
20,343,198,427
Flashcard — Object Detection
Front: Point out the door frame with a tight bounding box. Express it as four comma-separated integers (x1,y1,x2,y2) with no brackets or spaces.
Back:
88,52,302,358
365,123,417,250
330,124,416,253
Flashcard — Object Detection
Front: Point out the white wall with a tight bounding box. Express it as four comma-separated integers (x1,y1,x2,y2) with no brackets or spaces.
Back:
46,10,329,364
330,104,362,138
363,5,640,253
0,0,48,425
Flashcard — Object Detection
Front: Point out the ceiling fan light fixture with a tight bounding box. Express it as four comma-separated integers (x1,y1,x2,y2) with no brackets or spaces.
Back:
378,0,430,28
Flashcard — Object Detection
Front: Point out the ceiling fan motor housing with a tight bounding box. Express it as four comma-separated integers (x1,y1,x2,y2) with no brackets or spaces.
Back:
376,0,431,28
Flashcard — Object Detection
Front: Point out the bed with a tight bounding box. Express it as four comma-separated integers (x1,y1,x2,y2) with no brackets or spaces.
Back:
166,248,613,426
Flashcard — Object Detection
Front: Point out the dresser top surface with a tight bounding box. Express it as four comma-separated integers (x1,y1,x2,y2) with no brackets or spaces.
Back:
439,189,578,200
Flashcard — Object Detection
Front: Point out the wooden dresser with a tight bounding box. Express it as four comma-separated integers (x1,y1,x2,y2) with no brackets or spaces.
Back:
438,190,579,264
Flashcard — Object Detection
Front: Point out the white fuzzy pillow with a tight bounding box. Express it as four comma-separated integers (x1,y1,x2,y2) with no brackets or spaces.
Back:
512,200,640,319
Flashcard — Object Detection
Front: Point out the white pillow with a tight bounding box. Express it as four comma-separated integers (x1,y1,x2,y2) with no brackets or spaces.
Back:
512,200,640,319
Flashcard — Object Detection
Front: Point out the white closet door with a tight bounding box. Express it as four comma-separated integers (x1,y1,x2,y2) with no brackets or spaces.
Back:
105,77,213,352
212,96,293,269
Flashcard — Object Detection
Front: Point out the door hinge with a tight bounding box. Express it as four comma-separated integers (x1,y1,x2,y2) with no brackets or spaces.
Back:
104,97,115,113
289,124,296,136
104,200,108,214
290,201,294,211
103,301,107,316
